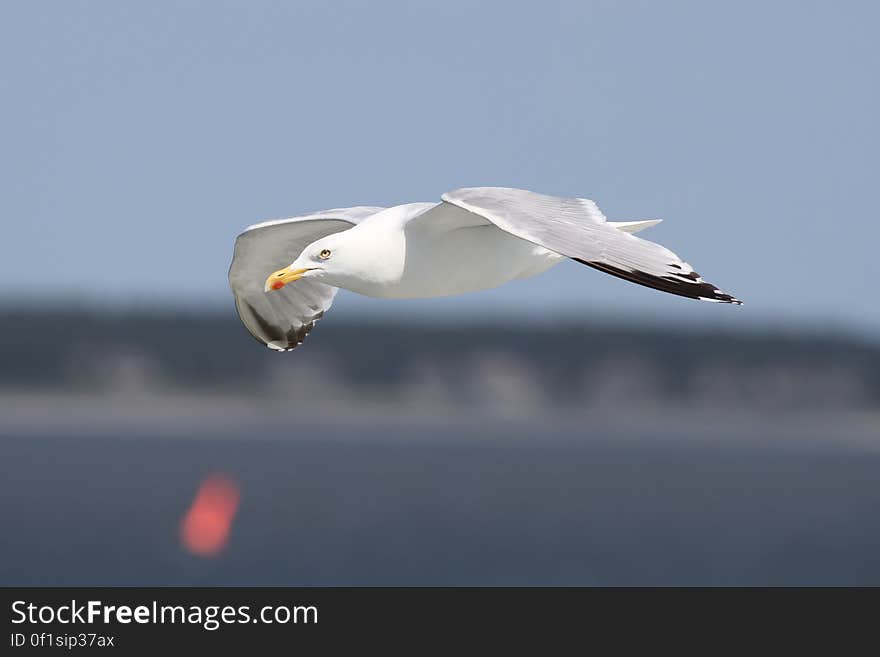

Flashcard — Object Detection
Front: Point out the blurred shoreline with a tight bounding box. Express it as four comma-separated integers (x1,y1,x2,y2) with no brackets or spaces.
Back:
4,306,880,447
3,390,880,451
4,307,879,406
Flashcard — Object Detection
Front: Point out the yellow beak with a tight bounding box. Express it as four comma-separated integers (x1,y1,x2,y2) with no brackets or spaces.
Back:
264,267,313,292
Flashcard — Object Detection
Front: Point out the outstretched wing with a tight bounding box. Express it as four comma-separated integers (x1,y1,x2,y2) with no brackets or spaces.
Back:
229,206,384,351
440,187,740,304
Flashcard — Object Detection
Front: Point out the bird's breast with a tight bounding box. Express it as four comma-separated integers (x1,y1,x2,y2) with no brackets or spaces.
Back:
349,225,561,299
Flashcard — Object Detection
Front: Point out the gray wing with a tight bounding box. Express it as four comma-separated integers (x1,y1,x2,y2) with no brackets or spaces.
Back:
229,206,384,351
439,187,740,304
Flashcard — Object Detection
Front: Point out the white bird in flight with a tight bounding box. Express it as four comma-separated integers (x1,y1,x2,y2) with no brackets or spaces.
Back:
229,187,741,351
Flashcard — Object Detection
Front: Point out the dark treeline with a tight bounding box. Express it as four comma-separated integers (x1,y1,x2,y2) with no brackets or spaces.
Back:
2,307,879,409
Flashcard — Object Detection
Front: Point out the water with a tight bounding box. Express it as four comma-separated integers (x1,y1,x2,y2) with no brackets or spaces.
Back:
3,422,880,586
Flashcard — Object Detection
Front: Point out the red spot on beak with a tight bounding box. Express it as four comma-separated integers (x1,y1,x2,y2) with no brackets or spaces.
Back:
271,280,285,290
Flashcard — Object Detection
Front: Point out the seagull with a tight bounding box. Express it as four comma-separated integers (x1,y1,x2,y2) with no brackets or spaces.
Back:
229,187,741,351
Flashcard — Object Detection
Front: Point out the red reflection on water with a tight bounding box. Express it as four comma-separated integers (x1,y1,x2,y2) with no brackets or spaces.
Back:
179,474,241,557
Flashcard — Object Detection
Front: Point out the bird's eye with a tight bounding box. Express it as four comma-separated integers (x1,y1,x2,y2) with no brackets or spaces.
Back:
319,249,332,259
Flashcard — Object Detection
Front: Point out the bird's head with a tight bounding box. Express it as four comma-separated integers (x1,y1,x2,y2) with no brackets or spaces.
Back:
264,230,398,293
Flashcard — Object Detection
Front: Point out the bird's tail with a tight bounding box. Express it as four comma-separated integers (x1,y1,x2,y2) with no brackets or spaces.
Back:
608,219,662,234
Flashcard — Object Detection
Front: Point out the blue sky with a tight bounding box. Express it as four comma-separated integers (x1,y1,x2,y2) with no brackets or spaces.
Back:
1,1,877,329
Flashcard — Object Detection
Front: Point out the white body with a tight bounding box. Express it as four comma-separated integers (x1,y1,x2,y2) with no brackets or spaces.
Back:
321,203,563,299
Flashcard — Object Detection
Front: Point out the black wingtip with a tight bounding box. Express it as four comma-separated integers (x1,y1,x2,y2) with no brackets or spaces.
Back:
574,259,742,305
234,298,324,352
262,310,326,351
